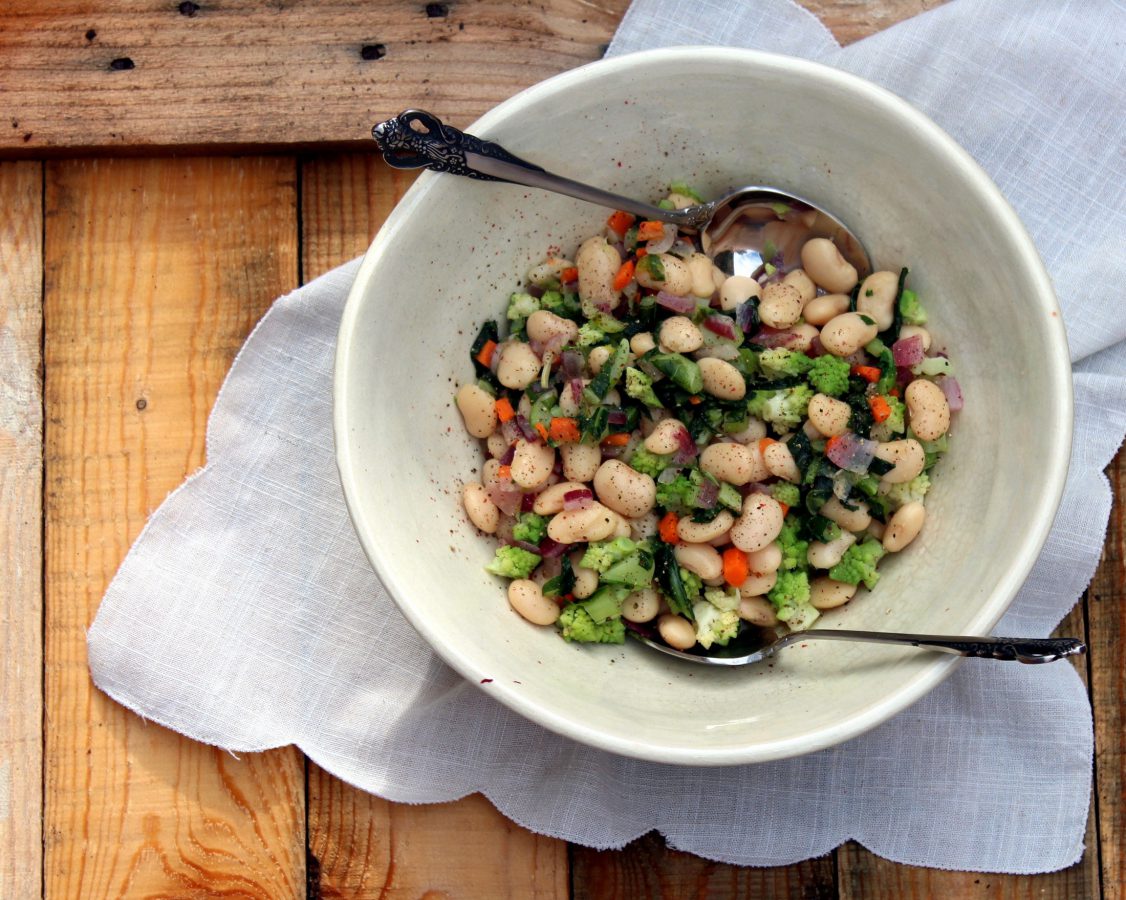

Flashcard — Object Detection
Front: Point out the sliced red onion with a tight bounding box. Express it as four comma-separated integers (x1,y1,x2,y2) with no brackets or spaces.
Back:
498,442,516,466
511,539,542,554
646,223,678,255
746,482,772,496
669,238,695,259
514,414,539,443
936,374,964,411
892,334,925,367
751,326,801,348
607,409,628,426
520,492,537,513
808,335,826,358
656,291,697,315
694,479,718,509
500,418,520,445
826,433,878,474
671,426,698,465
734,300,757,333
562,488,594,511
569,378,584,406
487,480,522,517
561,350,583,380
896,366,914,392
538,537,569,559
703,314,738,340
526,284,545,299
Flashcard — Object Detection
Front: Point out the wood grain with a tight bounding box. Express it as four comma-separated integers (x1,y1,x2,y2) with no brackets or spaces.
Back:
43,156,306,898
801,0,945,46
301,153,568,898
0,161,44,900
0,0,628,154
1091,446,1125,900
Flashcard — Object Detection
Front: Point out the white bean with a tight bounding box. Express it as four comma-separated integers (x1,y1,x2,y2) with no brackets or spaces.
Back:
729,495,785,553
576,236,621,312
593,459,656,518
737,595,778,627
546,502,619,543
644,418,689,454
496,341,542,389
629,511,660,542
561,442,601,482
462,483,500,534
807,393,851,437
637,253,691,295
800,237,859,293
763,440,801,483
658,614,697,650
883,501,926,552
659,316,703,353
630,331,656,356
674,542,724,580
807,530,857,569
687,253,718,298
905,379,951,441
856,271,899,332
482,457,502,488
747,543,782,574
802,293,851,326
783,268,817,303
727,417,767,445
510,439,555,489
570,553,600,599
533,481,590,515
455,383,497,438
700,441,767,486
526,309,579,346
622,588,660,623
587,344,612,375
820,496,871,533
874,439,926,484
677,510,734,544
508,579,560,625
698,357,746,401
739,569,777,597
809,577,858,610
527,257,575,287
719,275,762,311
781,323,820,353
759,282,804,329
819,312,879,357
486,432,510,459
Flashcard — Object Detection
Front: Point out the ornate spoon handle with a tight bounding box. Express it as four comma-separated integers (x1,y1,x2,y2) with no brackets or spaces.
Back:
785,631,1086,664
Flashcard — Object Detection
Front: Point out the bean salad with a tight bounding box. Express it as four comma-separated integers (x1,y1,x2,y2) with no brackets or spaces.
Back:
456,184,960,652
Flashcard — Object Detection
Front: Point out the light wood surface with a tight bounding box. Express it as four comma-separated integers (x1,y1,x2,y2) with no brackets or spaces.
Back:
1,1,1121,898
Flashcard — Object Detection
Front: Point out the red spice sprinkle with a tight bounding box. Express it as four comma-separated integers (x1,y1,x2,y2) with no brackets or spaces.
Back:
480,678,493,684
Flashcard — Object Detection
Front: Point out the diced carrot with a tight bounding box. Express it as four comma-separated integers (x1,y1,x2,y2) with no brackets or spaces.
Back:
548,417,581,443
612,258,636,291
601,432,631,447
722,547,749,587
777,502,790,517
474,339,497,368
688,395,702,405
825,435,844,456
497,464,512,480
637,220,666,241
888,387,900,398
851,364,881,383
606,210,636,237
635,247,648,258
869,395,892,423
561,267,578,284
534,422,550,442
658,511,680,543
494,396,515,423
758,437,776,456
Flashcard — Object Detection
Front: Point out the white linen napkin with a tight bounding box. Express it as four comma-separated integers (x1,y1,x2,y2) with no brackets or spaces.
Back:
88,0,1126,872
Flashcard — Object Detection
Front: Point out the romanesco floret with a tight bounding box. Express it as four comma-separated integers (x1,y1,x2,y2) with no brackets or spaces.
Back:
747,384,814,431
703,585,741,611
767,570,819,631
775,516,809,572
539,290,581,320
655,473,697,512
869,396,906,442
625,366,664,408
577,325,608,348
678,566,703,601
557,605,626,644
807,355,851,396
758,348,814,379
628,446,670,478
899,288,928,325
882,472,931,509
692,599,741,649
506,292,541,331
770,482,801,508
580,537,638,573
511,512,548,544
485,545,541,579
829,538,887,589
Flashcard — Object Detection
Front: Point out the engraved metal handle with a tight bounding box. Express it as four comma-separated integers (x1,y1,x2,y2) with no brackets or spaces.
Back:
782,631,1086,664
371,109,699,225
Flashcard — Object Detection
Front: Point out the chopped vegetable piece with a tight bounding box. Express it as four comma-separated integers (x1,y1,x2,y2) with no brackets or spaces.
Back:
829,538,887,589
474,339,497,368
494,396,515,423
637,220,666,241
612,259,636,291
722,547,749,587
851,365,881,383
512,513,549,544
561,267,578,283
807,355,851,396
607,210,636,237
485,545,541,579
870,395,892,422
496,464,512,480
547,417,581,443
601,432,630,447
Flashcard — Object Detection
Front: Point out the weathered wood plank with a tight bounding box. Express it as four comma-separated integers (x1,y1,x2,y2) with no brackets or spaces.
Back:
1091,445,1125,900
43,156,306,898
802,0,944,47
0,0,628,154
301,153,568,898
0,161,44,900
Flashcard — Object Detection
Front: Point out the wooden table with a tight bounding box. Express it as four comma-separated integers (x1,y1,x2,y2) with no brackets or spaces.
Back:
1,2,1121,896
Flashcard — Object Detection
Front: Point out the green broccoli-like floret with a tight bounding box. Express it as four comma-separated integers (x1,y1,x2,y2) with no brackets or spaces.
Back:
767,570,819,631
883,472,931,509
678,566,703,601
758,348,814,379
899,289,928,325
829,538,887,590
775,516,809,572
692,599,741,649
747,384,814,431
539,290,582,320
511,512,548,544
577,324,608,348
506,292,541,333
625,366,664,408
807,354,852,397
771,482,801,508
869,395,906,442
601,545,656,591
628,445,671,478
655,474,697,512
557,605,626,644
580,537,638,573
485,545,541,579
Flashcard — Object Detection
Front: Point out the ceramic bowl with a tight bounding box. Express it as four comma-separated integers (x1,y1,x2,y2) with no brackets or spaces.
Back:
334,47,1071,765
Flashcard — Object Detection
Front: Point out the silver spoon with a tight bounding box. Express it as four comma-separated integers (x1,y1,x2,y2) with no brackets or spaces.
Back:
370,109,871,278
631,628,1086,667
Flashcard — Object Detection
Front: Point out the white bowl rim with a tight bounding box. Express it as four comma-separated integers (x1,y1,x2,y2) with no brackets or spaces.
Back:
334,46,1074,766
